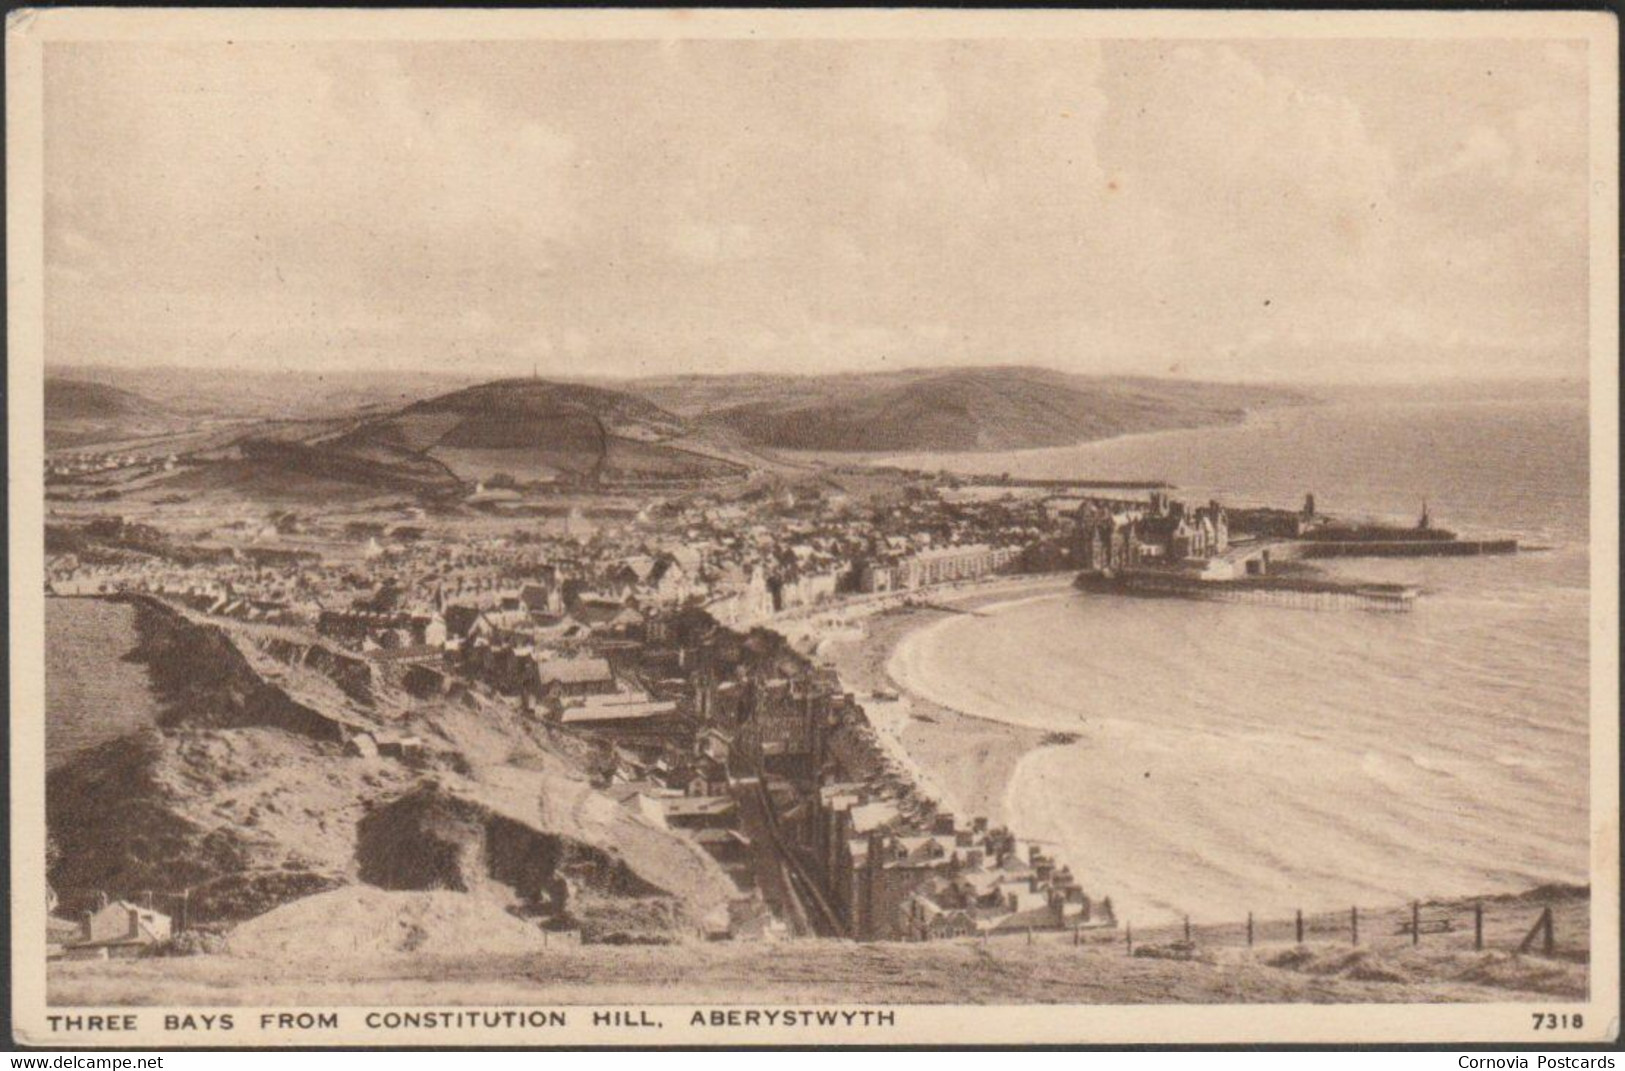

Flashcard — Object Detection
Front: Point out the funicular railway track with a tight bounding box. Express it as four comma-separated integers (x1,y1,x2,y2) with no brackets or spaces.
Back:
734,756,846,938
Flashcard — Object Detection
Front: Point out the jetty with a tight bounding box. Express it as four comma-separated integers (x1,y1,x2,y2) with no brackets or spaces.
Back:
911,600,990,617
1198,577,1418,612
1296,538,1517,559
1075,570,1419,613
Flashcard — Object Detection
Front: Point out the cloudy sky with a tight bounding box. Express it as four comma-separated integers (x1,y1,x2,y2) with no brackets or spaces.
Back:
44,36,1591,382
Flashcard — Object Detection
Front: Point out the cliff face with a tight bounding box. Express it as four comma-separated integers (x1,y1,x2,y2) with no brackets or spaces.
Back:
356,785,672,913
46,597,735,938
47,723,370,924
254,634,375,706
123,598,354,741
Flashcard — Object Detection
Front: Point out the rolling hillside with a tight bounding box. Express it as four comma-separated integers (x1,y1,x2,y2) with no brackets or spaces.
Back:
630,367,1310,452
46,378,164,420
53,367,1309,502
47,366,481,420
337,378,746,485
45,377,191,450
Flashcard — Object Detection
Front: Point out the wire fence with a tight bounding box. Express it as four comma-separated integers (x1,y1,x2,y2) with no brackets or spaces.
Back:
938,892,1586,963
53,883,1587,964
1109,894,1587,961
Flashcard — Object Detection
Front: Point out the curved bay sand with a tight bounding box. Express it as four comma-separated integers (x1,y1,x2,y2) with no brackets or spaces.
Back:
814,576,1073,826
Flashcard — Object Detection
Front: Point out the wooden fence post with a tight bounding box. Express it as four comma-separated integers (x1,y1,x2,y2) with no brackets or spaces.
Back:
1517,906,1556,955
1073,924,1080,947
1411,901,1420,946
1295,908,1303,944
1517,906,1555,955
1351,906,1359,946
1474,902,1484,951
1246,911,1253,948
1183,915,1191,944
1126,922,1133,957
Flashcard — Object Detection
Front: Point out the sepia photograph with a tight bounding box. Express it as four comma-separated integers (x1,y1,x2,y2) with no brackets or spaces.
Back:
6,7,1619,1049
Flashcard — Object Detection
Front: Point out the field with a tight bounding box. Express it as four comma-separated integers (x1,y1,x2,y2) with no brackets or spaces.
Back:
49,930,1586,1006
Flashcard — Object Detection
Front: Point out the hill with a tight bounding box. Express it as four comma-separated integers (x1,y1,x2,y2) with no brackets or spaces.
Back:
50,376,758,506
630,367,1310,452
44,377,194,451
336,378,746,486
45,378,163,420
47,366,481,420
404,378,685,438
51,917,1584,1008
50,367,1308,502
46,597,736,941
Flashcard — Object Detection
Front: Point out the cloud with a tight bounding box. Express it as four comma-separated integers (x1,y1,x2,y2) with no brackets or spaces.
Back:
46,44,578,359
42,37,1590,381
1101,45,1399,290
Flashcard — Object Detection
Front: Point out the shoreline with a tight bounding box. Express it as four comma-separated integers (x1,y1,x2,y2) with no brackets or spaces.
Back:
809,574,1076,826
806,568,1588,930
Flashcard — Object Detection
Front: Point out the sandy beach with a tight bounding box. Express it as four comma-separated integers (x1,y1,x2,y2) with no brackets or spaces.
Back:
809,574,1075,826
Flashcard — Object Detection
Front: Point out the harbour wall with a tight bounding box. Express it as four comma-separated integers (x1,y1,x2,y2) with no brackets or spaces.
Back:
1076,571,1417,612
1297,539,1517,559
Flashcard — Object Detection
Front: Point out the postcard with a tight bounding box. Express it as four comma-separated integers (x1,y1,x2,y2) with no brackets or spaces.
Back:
6,7,1618,1047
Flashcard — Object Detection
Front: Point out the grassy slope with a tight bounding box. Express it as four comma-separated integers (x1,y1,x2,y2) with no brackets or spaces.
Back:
49,936,1578,1006
50,366,1309,467
631,367,1311,452
46,378,163,420
46,600,737,933
48,366,480,420
329,378,750,483
45,378,192,451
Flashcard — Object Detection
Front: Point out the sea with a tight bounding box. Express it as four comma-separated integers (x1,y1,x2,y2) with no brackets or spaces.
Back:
885,396,1593,925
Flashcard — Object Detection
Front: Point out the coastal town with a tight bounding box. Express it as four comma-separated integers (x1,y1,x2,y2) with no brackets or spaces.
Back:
43,434,1505,956
18,18,1607,1049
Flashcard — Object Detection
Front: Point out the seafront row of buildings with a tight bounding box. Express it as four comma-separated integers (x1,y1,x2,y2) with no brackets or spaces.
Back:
45,478,1308,944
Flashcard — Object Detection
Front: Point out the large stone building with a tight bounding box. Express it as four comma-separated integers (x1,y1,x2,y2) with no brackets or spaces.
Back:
858,543,1021,593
